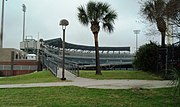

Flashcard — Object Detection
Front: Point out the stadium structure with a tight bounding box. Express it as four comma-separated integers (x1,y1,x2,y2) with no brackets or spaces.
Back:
19,37,180,77
43,38,134,70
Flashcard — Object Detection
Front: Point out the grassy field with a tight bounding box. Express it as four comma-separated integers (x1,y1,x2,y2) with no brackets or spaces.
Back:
80,70,162,80
0,70,61,84
0,86,179,107
0,70,178,106
0,70,162,85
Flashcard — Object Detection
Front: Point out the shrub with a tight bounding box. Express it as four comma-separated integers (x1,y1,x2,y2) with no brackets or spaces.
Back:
169,68,180,96
133,42,159,73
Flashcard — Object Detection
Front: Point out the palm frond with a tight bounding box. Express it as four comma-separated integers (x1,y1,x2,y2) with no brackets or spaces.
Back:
87,1,96,21
96,2,110,21
102,22,114,33
77,5,89,26
103,10,117,24
77,1,117,33
154,0,166,17
168,68,180,96
102,10,117,33
140,0,167,23
141,0,156,23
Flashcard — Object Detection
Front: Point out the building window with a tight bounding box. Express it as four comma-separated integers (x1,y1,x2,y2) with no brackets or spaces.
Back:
16,54,18,59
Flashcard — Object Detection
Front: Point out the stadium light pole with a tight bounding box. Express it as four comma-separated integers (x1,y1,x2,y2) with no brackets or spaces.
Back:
0,0,7,48
133,30,140,52
59,19,69,80
22,4,26,42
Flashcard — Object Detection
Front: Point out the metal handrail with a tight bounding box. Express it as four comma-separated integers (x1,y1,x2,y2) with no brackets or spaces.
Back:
40,47,79,77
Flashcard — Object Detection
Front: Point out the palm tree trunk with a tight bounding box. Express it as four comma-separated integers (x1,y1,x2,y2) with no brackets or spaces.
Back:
94,33,102,75
161,31,166,75
161,32,166,47
156,17,166,47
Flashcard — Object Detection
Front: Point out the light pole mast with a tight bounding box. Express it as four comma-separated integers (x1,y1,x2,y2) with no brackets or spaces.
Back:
59,19,69,80
133,30,140,52
0,0,7,48
22,4,26,42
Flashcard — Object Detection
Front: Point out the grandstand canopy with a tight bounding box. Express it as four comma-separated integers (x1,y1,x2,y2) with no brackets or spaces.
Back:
45,38,130,52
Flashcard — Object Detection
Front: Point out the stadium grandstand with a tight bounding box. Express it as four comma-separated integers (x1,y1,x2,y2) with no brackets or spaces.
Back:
43,38,134,70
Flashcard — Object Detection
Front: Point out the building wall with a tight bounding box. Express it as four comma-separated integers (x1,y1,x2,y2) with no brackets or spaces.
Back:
0,60,39,76
0,48,40,76
0,48,12,61
0,48,27,61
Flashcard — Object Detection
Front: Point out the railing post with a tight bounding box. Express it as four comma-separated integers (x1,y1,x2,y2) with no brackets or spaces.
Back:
77,64,79,77
42,47,81,77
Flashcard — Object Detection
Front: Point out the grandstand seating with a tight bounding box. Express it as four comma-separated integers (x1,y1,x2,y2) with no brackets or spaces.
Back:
43,38,134,69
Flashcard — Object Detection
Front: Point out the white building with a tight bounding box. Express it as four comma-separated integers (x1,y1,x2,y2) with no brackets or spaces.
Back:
26,54,37,60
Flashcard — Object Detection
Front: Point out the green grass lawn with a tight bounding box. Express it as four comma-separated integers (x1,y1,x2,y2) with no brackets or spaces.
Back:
0,70,163,85
80,70,162,80
0,86,179,107
0,70,61,84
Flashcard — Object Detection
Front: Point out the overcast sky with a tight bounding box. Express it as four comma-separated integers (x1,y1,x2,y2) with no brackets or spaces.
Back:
1,0,162,52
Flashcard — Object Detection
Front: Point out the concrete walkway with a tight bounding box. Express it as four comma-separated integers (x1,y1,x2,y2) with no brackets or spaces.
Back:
0,70,173,89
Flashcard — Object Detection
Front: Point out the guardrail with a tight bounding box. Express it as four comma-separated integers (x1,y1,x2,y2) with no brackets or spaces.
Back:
40,48,79,77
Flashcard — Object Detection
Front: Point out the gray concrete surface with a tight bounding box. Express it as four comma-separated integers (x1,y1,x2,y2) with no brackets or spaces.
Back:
0,70,173,89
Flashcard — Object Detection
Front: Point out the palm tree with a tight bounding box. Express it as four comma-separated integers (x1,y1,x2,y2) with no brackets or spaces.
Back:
166,0,180,27
77,1,117,75
140,0,167,47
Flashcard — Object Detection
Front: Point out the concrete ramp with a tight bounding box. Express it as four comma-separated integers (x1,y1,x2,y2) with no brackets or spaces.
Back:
57,67,77,81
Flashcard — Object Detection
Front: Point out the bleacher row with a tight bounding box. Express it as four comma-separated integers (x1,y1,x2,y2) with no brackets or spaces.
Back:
43,44,134,67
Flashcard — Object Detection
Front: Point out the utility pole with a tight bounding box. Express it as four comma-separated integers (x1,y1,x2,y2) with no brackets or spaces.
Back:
0,0,7,48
